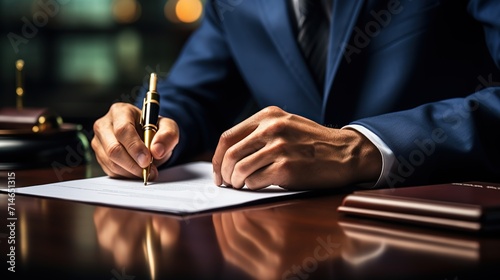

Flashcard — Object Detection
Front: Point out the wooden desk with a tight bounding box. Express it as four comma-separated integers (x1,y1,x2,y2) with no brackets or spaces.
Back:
1,161,499,279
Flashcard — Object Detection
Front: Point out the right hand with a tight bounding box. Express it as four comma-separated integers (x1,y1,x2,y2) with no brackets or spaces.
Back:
91,102,179,181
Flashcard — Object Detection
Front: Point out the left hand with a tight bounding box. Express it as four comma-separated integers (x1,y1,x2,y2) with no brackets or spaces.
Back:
212,106,382,190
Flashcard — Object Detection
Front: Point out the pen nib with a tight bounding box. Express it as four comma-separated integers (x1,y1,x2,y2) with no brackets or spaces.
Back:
143,167,149,185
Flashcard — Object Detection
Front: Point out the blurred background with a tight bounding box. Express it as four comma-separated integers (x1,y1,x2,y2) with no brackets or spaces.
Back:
1,0,205,133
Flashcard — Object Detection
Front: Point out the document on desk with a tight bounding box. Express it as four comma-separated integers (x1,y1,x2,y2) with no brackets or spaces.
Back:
4,162,305,214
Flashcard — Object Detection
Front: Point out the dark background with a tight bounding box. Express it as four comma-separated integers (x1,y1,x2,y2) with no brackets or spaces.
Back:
1,0,203,135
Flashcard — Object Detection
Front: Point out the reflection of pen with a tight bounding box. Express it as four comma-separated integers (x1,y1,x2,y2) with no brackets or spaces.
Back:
141,73,160,185
144,218,158,280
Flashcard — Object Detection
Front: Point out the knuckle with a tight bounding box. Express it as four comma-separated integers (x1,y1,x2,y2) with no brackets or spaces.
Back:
225,146,238,160
261,105,283,117
110,102,126,111
211,157,221,168
245,182,254,189
276,159,294,178
219,128,234,144
161,127,177,141
93,119,101,133
266,119,288,135
114,122,135,138
164,117,178,129
245,179,260,190
268,139,288,154
233,161,249,178
157,119,180,147
125,140,142,154
106,142,124,161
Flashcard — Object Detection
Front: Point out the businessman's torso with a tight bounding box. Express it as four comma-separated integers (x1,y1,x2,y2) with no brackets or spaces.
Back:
214,0,498,125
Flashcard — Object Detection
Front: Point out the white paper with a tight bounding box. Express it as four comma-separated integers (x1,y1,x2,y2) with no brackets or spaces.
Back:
3,162,304,214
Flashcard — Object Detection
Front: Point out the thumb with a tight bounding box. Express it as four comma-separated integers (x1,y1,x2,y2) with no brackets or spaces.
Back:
150,117,179,166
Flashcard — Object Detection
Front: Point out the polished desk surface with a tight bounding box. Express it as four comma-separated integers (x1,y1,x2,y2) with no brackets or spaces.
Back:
1,162,499,279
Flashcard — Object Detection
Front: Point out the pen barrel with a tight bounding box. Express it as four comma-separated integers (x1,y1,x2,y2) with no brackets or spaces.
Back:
144,129,156,150
142,91,160,131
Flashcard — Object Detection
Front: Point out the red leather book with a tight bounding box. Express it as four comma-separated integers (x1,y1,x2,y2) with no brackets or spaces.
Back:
337,182,500,232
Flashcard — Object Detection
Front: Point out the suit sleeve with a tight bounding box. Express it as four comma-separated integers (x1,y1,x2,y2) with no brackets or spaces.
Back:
135,1,251,166
352,0,500,187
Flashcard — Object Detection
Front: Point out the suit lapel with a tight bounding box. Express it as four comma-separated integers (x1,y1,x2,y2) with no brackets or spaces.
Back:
255,0,365,123
322,0,365,120
257,0,322,112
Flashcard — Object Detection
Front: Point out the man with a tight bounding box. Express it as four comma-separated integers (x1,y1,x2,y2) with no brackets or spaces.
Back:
92,0,500,190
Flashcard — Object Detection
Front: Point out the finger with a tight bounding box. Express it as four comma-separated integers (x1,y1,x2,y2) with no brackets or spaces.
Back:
229,144,275,189
240,163,283,190
232,140,296,190
220,129,265,187
98,122,142,177
99,156,137,179
92,141,116,177
212,116,259,186
110,103,151,169
93,115,144,178
150,117,179,167
223,127,293,189
244,161,290,190
91,138,121,177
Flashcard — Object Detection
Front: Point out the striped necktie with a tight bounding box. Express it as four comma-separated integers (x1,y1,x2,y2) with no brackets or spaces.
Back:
297,0,331,92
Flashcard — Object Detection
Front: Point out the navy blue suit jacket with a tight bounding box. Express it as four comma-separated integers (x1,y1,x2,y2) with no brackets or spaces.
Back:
140,0,500,187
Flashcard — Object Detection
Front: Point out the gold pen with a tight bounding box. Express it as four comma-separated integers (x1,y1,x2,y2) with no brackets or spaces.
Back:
141,73,160,185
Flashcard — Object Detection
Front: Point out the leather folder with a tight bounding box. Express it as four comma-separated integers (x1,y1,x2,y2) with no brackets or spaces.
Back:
337,182,500,232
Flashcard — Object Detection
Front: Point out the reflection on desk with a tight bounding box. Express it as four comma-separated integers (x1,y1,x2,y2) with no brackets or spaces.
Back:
91,198,344,280
340,218,480,264
213,203,342,280
1,168,500,279
337,217,500,279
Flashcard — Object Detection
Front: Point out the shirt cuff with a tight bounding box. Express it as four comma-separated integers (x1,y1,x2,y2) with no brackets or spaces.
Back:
342,124,396,188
